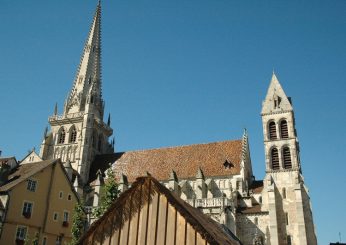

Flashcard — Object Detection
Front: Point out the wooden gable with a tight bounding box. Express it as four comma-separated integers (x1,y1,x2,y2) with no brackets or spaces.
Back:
79,177,241,245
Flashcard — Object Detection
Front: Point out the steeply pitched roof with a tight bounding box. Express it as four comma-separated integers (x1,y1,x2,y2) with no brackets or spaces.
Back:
90,139,243,183
79,176,242,245
250,180,264,194
0,159,58,192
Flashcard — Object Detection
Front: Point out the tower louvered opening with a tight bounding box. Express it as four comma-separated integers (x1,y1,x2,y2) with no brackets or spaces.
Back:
283,147,292,169
280,120,289,139
269,121,277,140
271,148,280,170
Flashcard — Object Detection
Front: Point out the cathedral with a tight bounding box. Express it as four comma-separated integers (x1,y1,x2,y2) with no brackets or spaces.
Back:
38,3,317,244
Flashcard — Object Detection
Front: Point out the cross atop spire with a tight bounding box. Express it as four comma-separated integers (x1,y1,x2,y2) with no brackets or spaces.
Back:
64,3,103,118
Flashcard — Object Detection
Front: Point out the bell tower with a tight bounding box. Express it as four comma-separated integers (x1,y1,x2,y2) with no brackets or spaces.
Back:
39,2,113,183
261,73,317,245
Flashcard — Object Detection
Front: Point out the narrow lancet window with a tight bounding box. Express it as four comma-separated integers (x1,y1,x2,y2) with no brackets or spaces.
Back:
271,148,280,170
58,128,66,144
69,127,77,143
280,120,289,139
268,121,277,140
283,147,292,169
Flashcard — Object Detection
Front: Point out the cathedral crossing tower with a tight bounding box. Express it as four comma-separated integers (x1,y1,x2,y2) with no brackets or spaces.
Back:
261,73,317,245
39,2,113,184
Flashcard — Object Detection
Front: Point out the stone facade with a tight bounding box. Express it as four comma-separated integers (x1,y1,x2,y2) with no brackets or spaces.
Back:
39,3,113,184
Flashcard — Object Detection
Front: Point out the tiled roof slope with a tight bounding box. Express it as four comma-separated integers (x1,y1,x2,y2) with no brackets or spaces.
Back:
0,159,58,192
91,139,243,183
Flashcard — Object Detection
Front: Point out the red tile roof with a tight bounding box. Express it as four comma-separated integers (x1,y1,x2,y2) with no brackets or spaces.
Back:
91,140,243,183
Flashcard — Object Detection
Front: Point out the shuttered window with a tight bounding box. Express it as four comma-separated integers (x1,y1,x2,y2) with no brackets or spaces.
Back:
280,120,289,139
271,148,280,170
283,147,292,169
269,121,277,140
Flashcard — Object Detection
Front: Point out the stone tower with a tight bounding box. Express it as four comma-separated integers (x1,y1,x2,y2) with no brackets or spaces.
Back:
39,2,113,183
261,73,317,245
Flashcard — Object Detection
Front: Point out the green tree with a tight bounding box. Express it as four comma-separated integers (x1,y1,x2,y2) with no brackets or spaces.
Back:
93,167,120,218
71,200,86,245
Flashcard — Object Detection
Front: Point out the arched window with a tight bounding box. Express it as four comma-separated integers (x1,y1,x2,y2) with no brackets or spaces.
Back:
69,126,77,143
268,121,277,140
271,148,280,170
282,188,286,199
283,147,292,169
280,120,289,139
58,128,66,144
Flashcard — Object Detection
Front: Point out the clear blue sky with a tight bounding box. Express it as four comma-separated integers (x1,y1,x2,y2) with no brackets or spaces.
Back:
1,0,345,243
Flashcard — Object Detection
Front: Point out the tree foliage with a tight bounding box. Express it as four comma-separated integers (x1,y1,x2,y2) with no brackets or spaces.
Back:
93,167,120,218
71,199,86,245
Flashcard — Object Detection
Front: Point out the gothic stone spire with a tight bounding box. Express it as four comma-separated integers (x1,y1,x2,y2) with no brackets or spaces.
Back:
261,73,293,115
65,3,103,117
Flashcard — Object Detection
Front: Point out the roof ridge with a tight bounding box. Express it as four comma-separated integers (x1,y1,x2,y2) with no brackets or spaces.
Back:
117,138,243,154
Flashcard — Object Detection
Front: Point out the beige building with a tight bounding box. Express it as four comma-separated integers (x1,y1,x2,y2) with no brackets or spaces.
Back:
0,159,79,245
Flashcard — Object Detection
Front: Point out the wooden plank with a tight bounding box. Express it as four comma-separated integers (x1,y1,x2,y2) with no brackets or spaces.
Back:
147,192,160,244
165,204,177,245
128,206,140,245
111,227,120,245
119,217,130,245
175,212,186,245
156,195,168,244
186,222,196,245
196,232,206,245
137,200,150,245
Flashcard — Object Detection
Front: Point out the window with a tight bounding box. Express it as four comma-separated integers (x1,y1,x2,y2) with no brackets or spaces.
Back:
58,128,66,144
63,211,69,227
287,235,292,245
56,235,62,245
67,194,72,201
59,191,63,199
254,217,258,225
53,212,58,221
259,196,262,204
283,147,292,169
285,212,289,225
280,120,289,139
69,126,77,143
22,202,33,218
27,179,37,192
16,226,27,241
271,148,280,170
268,121,277,140
282,188,286,199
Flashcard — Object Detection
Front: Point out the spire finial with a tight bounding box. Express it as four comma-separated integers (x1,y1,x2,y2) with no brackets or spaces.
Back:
54,103,58,115
107,113,111,126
